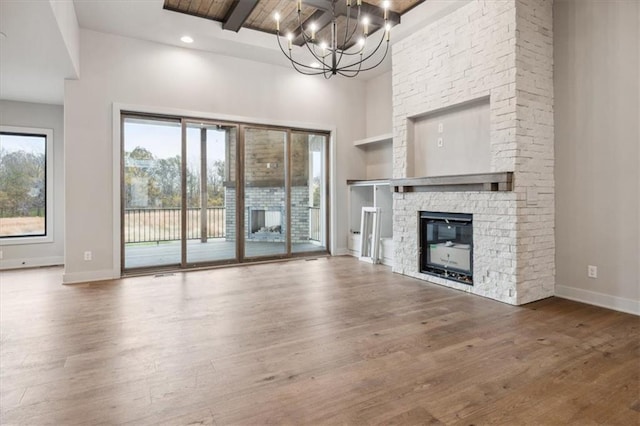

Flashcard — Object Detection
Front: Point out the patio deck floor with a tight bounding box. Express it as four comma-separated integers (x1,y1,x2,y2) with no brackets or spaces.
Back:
124,239,325,270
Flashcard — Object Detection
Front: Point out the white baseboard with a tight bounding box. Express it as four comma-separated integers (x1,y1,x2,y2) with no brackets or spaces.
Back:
555,285,640,316
380,257,394,267
63,269,117,285
333,247,349,256
0,256,64,270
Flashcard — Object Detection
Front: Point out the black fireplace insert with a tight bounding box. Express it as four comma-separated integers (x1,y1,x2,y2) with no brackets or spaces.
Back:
419,211,473,285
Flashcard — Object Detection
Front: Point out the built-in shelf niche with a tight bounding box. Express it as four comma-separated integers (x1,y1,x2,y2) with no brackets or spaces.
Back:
346,180,394,265
354,133,393,180
407,96,491,178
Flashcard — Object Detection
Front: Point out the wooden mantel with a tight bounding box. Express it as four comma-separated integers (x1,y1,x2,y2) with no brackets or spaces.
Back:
390,172,513,193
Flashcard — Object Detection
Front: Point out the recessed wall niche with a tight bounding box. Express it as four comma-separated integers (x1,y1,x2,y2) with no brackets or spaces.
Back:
407,96,490,177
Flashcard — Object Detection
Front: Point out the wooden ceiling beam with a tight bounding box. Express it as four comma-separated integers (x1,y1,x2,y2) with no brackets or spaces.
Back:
303,0,400,27
291,9,332,45
223,0,260,32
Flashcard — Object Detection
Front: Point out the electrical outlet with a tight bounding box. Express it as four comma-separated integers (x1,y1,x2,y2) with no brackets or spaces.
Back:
438,122,444,133
437,137,444,147
84,251,92,261
587,265,597,279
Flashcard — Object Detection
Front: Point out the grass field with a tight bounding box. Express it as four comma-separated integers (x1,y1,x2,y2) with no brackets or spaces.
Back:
0,217,45,237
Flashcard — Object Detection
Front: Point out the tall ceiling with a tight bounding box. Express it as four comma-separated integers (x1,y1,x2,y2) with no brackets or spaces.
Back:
0,0,79,105
0,0,471,105
163,0,422,44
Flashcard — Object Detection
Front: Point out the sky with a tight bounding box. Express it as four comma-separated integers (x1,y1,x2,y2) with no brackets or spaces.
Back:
0,134,46,155
123,121,226,167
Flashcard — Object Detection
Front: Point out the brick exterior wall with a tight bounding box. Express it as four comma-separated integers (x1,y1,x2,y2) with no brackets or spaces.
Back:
224,187,310,243
392,0,554,305
223,130,313,244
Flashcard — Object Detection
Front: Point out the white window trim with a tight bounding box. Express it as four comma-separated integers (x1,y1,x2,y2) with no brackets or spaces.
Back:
0,126,54,245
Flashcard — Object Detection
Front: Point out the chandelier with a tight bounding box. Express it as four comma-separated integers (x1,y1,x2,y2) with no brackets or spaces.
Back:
274,0,393,78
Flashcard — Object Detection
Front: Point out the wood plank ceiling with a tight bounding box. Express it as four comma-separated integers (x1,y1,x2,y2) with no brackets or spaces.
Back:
164,0,423,46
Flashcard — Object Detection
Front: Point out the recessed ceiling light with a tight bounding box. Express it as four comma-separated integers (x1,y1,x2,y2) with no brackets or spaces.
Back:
180,35,194,44
310,61,321,68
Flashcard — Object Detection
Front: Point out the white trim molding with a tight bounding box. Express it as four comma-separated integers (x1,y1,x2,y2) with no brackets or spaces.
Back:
0,126,55,245
555,285,640,316
0,256,64,270
63,268,116,285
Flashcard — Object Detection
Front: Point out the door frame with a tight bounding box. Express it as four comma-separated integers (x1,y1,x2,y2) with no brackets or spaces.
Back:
181,118,241,269
116,106,334,276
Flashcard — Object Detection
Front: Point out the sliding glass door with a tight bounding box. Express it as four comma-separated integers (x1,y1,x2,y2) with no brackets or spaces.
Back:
185,122,237,265
122,116,182,270
122,114,329,273
291,131,328,254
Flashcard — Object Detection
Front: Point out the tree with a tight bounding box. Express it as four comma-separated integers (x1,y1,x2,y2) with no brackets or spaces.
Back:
0,148,45,217
207,159,226,206
153,156,181,207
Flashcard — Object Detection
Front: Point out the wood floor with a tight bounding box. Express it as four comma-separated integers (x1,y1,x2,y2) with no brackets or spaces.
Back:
1,257,638,425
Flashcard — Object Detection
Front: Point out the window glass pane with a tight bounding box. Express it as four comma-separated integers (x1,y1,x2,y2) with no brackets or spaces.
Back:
185,123,236,264
291,132,327,253
244,128,287,258
122,117,182,269
0,133,47,237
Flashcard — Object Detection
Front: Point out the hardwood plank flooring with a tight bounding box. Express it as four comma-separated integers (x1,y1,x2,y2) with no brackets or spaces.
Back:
1,257,638,425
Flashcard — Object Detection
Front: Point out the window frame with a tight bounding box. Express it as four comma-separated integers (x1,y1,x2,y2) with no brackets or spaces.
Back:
0,126,54,245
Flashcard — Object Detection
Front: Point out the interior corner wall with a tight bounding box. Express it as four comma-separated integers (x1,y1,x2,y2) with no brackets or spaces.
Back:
63,29,367,282
0,100,65,268
363,71,393,179
554,0,640,314
365,71,392,138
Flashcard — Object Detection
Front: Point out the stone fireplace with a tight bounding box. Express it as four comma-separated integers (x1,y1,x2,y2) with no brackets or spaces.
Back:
391,0,554,305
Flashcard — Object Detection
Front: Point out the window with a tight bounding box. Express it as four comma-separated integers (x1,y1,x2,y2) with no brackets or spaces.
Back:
0,127,53,242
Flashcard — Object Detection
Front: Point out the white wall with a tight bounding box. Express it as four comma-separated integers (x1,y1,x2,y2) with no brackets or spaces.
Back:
554,0,640,314
362,71,393,180
365,71,392,138
63,29,367,283
0,100,65,268
49,0,80,77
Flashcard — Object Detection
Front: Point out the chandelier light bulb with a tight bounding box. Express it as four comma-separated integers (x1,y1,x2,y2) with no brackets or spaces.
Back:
309,22,317,40
274,0,392,77
382,1,390,19
274,12,280,31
